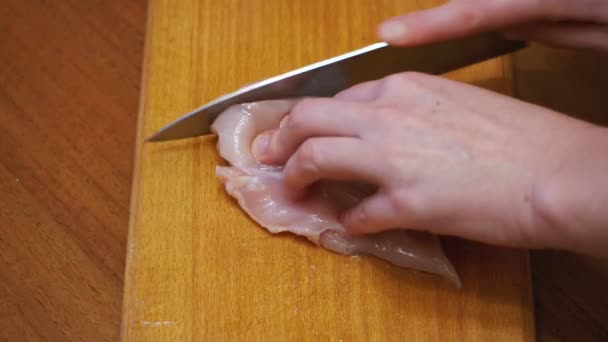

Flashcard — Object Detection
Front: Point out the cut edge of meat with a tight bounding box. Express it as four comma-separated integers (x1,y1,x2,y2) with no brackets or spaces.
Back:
211,99,462,289
319,230,461,288
217,165,461,288
217,165,324,245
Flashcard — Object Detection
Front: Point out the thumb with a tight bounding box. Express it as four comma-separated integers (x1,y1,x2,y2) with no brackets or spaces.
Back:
377,0,571,46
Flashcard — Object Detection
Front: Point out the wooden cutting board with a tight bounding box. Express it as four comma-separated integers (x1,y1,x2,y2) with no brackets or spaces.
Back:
121,0,535,340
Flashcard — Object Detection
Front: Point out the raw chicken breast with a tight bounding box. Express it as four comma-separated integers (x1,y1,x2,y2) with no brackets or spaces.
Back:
211,99,461,287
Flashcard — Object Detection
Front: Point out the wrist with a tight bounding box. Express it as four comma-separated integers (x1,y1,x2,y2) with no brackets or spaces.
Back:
531,126,608,257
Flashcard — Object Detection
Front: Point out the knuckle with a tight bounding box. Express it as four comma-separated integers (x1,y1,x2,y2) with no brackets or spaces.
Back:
285,113,308,135
387,189,417,215
296,140,323,174
382,72,424,89
456,5,483,31
287,99,319,132
379,72,432,101
382,73,411,90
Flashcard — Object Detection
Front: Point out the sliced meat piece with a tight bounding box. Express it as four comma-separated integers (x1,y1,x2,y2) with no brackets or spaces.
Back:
211,99,461,287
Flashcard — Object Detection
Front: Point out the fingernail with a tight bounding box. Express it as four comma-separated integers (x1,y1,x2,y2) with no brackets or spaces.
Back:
252,133,271,160
379,20,407,42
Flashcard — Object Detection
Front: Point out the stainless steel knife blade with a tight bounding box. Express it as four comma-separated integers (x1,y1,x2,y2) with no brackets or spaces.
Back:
147,32,525,142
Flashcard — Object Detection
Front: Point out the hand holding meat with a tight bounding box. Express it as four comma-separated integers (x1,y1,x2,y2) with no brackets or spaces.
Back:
253,72,608,258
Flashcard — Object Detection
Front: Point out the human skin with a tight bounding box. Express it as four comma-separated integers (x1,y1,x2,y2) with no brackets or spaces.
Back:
251,0,608,258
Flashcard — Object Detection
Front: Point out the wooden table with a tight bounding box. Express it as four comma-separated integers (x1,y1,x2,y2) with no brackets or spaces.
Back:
0,1,146,340
121,1,534,340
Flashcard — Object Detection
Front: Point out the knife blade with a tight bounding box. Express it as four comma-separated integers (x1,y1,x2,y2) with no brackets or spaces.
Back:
147,32,525,142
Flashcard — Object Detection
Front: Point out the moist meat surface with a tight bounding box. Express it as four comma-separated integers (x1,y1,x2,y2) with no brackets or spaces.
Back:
211,99,460,287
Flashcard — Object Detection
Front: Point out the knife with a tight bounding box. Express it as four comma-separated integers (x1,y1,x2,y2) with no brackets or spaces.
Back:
147,31,526,142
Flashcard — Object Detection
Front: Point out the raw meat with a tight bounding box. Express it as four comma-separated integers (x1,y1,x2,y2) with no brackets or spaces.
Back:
211,99,461,287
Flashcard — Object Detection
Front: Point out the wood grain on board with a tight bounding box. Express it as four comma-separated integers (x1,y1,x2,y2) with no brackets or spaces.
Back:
121,1,534,340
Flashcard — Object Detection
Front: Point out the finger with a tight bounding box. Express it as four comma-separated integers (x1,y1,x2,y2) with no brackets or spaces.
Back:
282,137,384,199
257,98,372,165
279,115,289,128
377,0,605,46
251,129,275,159
340,192,410,235
251,115,291,157
334,79,383,102
377,1,527,45
504,23,608,53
